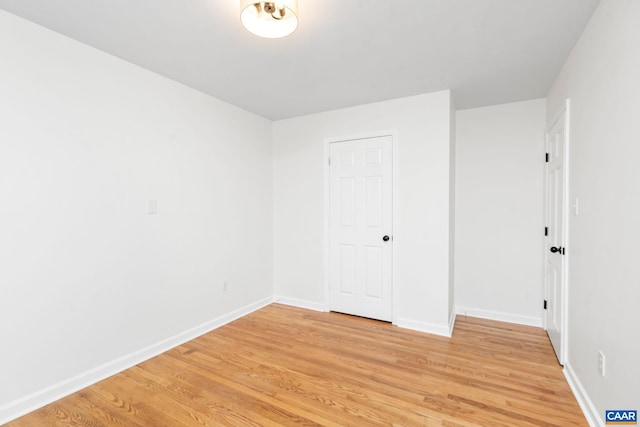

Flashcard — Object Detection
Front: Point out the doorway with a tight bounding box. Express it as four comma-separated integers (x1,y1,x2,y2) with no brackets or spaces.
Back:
544,101,569,365
328,135,393,321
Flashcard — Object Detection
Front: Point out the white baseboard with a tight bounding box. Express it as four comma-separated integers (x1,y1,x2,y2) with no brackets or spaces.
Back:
273,296,327,312
275,297,456,338
563,363,603,427
455,306,542,327
0,296,273,426
448,308,457,336
395,317,453,337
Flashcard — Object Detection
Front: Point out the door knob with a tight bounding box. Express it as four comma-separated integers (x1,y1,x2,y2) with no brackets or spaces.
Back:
382,235,390,242
550,246,561,253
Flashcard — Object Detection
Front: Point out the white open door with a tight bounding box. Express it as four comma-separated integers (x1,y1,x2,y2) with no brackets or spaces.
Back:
544,105,568,365
329,136,393,321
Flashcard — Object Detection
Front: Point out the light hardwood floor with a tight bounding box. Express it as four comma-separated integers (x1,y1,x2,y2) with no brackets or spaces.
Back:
7,304,587,426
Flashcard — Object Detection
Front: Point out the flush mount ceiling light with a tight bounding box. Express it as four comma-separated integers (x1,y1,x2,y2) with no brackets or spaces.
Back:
240,1,298,39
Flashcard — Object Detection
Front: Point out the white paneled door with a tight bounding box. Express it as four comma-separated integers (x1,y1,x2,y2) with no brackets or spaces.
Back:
329,136,393,321
545,108,567,365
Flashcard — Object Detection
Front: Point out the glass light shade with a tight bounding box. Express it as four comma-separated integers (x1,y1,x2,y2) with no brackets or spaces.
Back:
240,0,298,38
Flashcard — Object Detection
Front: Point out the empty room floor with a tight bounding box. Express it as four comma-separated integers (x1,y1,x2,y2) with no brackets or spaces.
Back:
7,304,586,426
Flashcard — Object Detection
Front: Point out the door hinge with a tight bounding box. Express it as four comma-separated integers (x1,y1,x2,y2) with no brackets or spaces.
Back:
545,152,549,163
328,157,331,166
544,300,548,310
544,226,548,236
562,247,565,255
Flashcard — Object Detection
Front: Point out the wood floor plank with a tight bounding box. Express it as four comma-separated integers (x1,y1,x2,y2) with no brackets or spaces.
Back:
6,304,587,426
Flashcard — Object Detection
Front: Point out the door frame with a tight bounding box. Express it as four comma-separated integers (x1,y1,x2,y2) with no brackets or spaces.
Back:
324,130,399,324
543,99,570,365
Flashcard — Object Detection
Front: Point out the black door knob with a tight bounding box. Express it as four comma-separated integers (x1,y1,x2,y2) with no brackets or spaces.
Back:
382,235,390,242
550,246,561,253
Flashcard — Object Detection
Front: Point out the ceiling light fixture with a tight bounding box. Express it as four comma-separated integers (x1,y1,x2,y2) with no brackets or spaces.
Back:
240,1,298,39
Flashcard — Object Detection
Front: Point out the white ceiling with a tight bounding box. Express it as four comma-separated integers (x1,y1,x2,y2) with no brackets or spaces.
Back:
0,0,599,120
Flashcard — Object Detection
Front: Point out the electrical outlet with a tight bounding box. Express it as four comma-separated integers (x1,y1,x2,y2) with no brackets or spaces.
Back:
598,351,606,377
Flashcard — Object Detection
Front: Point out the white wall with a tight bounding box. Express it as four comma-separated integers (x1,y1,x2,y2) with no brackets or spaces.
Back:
455,99,546,326
0,10,273,421
546,0,640,423
273,91,455,334
449,95,456,317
